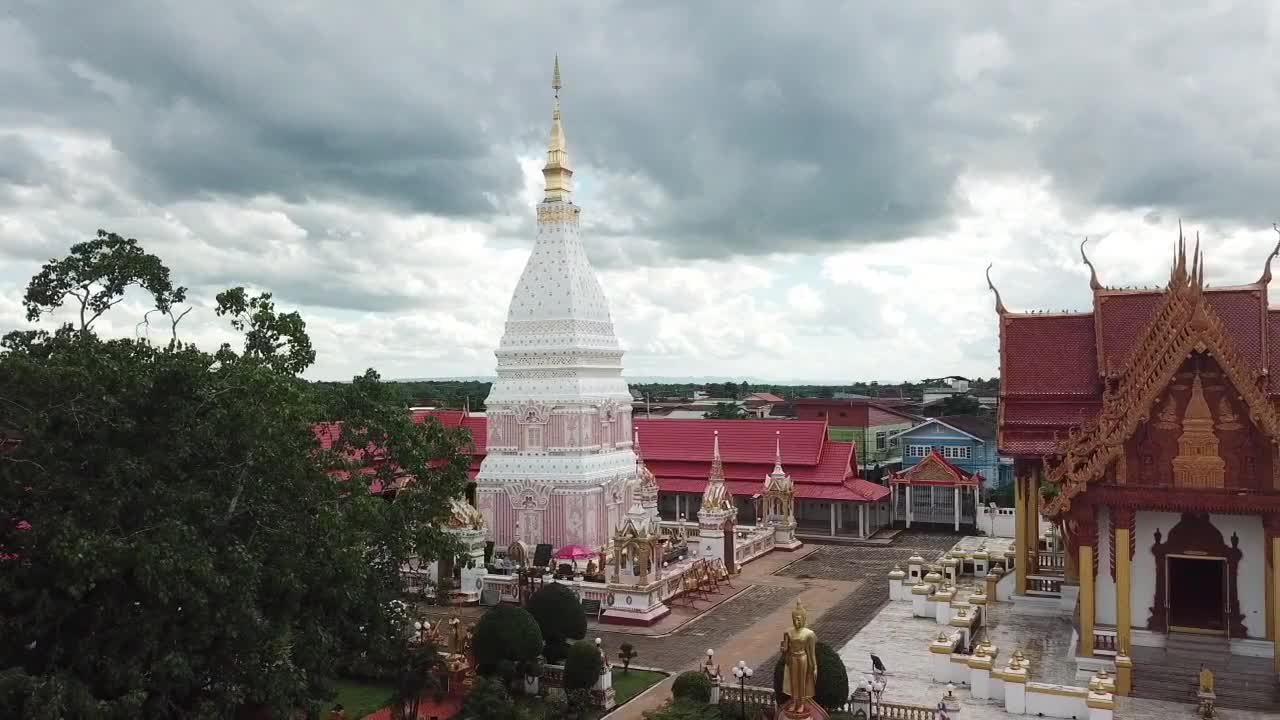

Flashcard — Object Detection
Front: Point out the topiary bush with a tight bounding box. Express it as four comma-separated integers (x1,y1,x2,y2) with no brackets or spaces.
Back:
670,670,713,703
471,605,543,675
528,582,587,662
772,641,849,711
563,640,605,690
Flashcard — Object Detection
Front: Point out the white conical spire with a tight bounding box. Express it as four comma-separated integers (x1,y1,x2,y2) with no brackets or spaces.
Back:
475,57,637,550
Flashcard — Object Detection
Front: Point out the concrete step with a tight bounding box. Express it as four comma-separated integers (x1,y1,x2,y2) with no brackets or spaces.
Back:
1133,658,1280,712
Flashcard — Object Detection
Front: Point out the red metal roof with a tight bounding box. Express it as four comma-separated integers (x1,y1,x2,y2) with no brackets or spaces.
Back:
315,413,879,500
633,419,826,465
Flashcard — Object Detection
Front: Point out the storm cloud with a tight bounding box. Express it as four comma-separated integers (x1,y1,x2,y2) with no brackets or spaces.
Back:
1,1,1279,380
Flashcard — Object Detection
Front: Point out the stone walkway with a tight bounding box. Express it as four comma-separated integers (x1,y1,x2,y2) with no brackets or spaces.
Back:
835,600,1273,720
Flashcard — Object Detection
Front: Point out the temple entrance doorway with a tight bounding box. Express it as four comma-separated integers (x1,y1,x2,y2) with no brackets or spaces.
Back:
1167,555,1227,635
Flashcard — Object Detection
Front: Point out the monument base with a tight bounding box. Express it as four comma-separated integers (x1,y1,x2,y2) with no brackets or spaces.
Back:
781,699,829,720
600,603,670,626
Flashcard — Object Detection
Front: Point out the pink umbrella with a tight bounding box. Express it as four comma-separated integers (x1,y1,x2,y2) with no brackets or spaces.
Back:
553,544,596,561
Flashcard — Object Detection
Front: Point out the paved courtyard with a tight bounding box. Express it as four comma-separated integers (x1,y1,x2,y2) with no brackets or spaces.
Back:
836,600,1272,720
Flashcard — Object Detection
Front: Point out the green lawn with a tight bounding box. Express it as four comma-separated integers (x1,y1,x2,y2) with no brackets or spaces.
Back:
331,679,397,719
611,667,666,705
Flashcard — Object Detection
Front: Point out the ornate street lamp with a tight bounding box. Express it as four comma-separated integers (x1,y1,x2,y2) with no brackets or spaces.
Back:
731,660,753,719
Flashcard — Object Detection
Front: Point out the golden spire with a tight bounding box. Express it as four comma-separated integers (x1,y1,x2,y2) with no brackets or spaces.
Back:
542,55,573,204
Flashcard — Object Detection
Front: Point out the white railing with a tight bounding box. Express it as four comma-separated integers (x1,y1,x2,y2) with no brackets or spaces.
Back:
733,526,776,565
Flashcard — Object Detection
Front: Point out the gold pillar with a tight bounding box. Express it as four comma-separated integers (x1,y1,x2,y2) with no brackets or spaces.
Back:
1115,524,1132,653
1015,473,1028,595
1272,535,1280,672
1027,468,1041,574
1079,543,1095,657
1114,653,1132,696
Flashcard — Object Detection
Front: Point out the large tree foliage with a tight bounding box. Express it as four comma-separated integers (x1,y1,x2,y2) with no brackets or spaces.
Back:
0,233,472,719
527,582,587,663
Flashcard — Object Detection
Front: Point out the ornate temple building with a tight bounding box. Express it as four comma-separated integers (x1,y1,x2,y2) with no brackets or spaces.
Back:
473,59,639,549
996,235,1280,675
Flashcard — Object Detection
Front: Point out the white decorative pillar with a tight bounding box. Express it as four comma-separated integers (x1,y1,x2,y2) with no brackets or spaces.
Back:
906,485,913,528
697,431,737,570
953,486,961,531
829,503,836,537
762,431,800,550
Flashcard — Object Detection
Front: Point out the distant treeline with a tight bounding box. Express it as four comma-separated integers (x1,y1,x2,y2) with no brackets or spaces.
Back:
330,377,1001,410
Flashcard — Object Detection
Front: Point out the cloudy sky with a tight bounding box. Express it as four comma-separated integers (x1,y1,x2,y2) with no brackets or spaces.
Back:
2,1,1280,382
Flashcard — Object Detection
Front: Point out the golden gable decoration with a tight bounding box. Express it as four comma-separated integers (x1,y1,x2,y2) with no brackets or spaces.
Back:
1040,236,1280,518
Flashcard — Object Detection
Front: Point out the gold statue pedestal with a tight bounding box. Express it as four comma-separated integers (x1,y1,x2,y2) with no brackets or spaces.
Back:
781,699,829,720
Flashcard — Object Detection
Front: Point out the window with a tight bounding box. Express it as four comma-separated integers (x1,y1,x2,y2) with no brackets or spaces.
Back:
525,425,543,450
875,431,887,450
908,445,929,458
941,446,971,460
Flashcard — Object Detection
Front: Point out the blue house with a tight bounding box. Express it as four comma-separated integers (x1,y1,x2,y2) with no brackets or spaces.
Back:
889,415,1012,495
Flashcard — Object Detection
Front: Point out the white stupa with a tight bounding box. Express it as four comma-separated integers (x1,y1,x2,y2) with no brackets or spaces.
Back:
474,57,637,549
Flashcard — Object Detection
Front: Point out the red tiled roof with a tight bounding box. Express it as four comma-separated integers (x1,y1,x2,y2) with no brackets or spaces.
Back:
633,419,826,465
999,281,1274,456
1002,313,1097,396
749,392,786,403
1001,400,1100,427
1270,310,1280,394
656,477,889,502
1096,292,1160,376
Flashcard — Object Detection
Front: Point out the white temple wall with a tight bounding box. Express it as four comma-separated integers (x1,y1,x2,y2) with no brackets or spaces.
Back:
1094,506,1117,627
1132,510,1267,639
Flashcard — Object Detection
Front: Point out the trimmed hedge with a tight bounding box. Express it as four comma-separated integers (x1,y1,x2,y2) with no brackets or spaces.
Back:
563,640,604,690
671,670,713,703
471,605,543,675
528,582,587,661
772,641,849,711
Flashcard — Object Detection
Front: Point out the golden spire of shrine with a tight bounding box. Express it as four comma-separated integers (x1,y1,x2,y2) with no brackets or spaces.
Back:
542,55,573,204
1172,368,1224,489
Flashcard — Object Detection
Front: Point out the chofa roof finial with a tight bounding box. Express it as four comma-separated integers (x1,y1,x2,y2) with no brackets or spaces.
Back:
1260,223,1280,285
1080,237,1101,290
986,263,1007,315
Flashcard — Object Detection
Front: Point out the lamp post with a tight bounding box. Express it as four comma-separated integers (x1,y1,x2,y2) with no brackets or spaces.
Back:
873,676,887,716
731,660,753,719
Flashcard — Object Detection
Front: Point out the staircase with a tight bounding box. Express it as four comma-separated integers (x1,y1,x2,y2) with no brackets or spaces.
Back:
1131,634,1280,712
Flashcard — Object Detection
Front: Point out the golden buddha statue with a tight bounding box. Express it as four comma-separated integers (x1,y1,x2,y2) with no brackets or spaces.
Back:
780,600,818,714
1198,664,1214,695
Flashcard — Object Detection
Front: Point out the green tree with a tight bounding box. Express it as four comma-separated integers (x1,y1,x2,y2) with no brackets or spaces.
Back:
22,229,187,334
670,671,712,703
0,234,472,719
563,640,604,691
471,606,543,677
935,395,981,417
528,582,587,663
617,643,638,673
702,402,747,420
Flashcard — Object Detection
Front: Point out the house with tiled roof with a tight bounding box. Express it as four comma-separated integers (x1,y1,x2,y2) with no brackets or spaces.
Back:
791,397,920,475
889,414,1011,495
